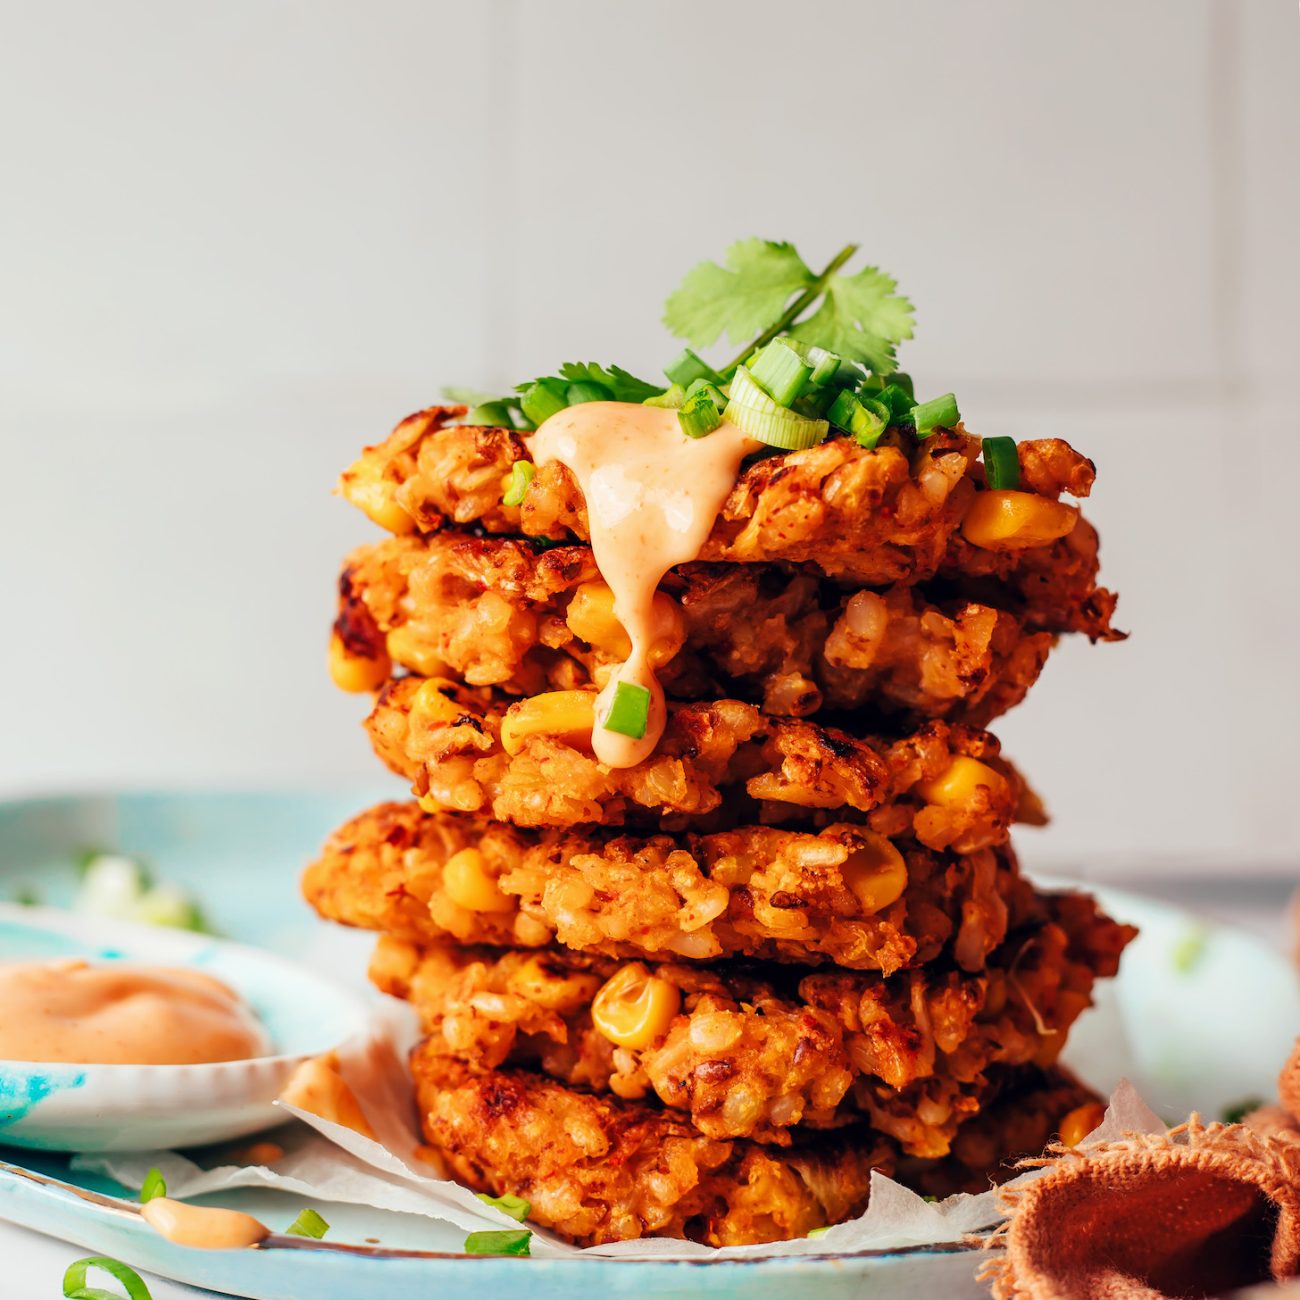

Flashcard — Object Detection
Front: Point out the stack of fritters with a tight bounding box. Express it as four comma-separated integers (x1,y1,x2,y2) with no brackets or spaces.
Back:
305,407,1134,1246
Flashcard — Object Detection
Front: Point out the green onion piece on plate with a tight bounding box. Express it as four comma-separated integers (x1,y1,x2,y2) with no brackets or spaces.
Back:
138,1168,166,1204
602,681,651,739
725,366,829,451
664,347,721,389
464,1229,532,1256
643,383,686,409
465,400,516,428
501,461,535,507
826,390,887,449
475,1192,532,1222
286,1208,330,1239
910,392,960,438
806,1226,830,1239
678,391,722,439
63,1256,153,1300
748,339,813,407
519,378,568,427
565,380,613,405
982,436,1020,490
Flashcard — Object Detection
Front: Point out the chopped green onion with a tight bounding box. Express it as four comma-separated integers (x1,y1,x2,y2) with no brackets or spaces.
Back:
643,383,686,409
501,460,535,507
872,382,914,423
806,346,843,388
910,392,960,438
465,400,516,428
890,372,916,399
677,391,722,439
826,390,887,449
63,1256,153,1300
982,436,1020,490
1221,1096,1264,1125
565,380,613,405
748,339,813,407
664,347,721,389
138,1168,166,1204
806,1226,830,1239
464,1229,532,1256
725,367,829,450
685,377,726,406
602,681,651,739
476,1192,532,1222
519,378,568,427
1171,923,1209,974
286,1208,330,1239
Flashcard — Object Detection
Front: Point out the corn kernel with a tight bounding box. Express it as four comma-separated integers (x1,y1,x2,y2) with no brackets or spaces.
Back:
499,690,596,755
340,463,417,535
961,489,1078,552
565,582,685,666
411,678,466,726
916,756,1008,809
505,955,601,1012
1058,1101,1106,1148
328,632,390,694
386,625,449,678
840,831,909,914
441,848,513,914
591,963,681,1049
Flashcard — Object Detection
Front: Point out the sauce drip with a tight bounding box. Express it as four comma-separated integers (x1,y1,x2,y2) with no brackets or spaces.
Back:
0,960,269,1065
142,1198,269,1249
530,403,758,767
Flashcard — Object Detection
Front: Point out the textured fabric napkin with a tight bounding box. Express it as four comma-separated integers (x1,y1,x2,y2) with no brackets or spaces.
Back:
985,1039,1300,1299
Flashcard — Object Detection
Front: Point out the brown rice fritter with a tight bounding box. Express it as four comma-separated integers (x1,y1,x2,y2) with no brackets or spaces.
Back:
376,892,1134,1156
410,1055,1098,1246
303,802,1030,973
335,531,1055,726
339,406,1119,640
365,676,1031,846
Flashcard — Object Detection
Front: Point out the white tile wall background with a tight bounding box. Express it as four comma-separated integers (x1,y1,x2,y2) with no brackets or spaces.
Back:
1,0,1296,876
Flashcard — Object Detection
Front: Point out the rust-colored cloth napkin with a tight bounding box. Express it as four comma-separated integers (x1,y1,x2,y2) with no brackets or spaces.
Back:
985,1040,1300,1299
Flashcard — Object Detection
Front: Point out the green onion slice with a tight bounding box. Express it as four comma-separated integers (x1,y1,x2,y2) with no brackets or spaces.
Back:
63,1256,153,1300
910,392,960,438
826,390,887,449
286,1208,330,1239
664,347,721,389
890,371,916,399
725,367,829,451
475,1192,532,1222
748,339,813,407
806,1226,830,1239
643,383,686,409
465,400,516,428
872,382,914,423
806,346,843,388
501,461,535,507
602,681,651,739
138,1168,166,1204
464,1229,532,1256
519,378,568,427
678,392,722,439
564,380,613,405
982,436,1020,490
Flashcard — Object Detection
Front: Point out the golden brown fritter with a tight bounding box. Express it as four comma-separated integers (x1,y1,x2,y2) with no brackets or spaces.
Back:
411,1056,1099,1245
377,891,1134,1157
412,1054,892,1246
303,802,1029,973
365,675,1030,846
339,406,1119,639
335,531,1055,725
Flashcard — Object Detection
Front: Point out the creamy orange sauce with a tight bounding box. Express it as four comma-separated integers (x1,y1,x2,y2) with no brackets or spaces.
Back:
0,959,269,1065
279,1052,377,1139
530,402,759,767
142,1197,269,1249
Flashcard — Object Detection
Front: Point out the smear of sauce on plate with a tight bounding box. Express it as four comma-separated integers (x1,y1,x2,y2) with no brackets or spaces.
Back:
0,959,269,1064
142,1197,269,1249
530,402,759,767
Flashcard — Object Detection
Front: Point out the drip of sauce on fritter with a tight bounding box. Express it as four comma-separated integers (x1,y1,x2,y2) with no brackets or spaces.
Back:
142,1198,270,1249
0,959,270,1065
529,403,759,768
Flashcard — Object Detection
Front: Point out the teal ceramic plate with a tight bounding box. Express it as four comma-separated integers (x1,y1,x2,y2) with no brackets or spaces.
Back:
0,792,1296,1300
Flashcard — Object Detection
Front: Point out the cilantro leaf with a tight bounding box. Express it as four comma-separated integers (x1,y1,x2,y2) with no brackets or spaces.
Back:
441,385,496,406
556,362,662,404
663,239,814,349
789,265,915,375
